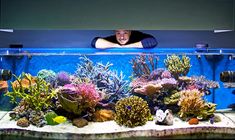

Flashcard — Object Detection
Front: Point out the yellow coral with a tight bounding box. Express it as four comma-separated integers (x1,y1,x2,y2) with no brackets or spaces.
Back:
177,89,205,119
93,109,115,122
114,96,151,128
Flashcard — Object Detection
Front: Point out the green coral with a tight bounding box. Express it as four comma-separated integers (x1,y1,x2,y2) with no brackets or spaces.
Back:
44,111,59,125
197,102,216,120
164,90,181,105
37,69,57,87
5,73,56,111
164,54,191,78
114,96,152,128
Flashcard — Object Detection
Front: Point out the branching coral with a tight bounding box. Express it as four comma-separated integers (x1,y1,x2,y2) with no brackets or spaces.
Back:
177,89,205,119
114,96,152,128
191,75,219,91
164,54,191,78
130,54,159,78
75,55,130,103
177,89,216,120
6,73,56,111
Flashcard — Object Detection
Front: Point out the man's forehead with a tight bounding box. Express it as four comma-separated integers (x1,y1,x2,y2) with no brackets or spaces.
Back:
115,30,131,33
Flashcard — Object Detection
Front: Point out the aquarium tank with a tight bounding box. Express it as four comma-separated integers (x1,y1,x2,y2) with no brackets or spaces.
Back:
0,47,235,139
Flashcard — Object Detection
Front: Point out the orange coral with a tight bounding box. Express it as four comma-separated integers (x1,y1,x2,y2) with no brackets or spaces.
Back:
188,118,199,125
12,76,36,89
0,80,8,92
93,109,115,122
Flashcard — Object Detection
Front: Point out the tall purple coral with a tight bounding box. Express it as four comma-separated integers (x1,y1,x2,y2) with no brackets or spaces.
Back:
56,71,71,86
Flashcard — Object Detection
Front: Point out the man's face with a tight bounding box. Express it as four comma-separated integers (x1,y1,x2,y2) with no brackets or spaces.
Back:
115,30,131,45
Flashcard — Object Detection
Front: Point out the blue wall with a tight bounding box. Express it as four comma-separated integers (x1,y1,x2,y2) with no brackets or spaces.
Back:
0,30,235,48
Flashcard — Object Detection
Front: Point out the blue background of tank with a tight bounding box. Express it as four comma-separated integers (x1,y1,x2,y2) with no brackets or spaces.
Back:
0,48,234,110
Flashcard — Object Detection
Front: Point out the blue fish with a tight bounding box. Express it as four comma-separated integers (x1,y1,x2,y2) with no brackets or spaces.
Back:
209,117,214,124
126,105,131,110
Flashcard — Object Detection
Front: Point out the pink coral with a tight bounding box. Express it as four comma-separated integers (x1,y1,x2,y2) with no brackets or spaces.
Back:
134,83,162,96
76,83,100,102
58,82,101,116
130,77,148,89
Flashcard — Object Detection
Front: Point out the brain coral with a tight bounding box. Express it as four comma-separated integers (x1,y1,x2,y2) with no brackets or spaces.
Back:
114,96,151,128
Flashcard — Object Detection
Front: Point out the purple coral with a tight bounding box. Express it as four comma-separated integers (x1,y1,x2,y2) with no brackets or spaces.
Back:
56,71,71,86
149,68,165,80
60,84,77,94
161,70,172,79
160,78,178,89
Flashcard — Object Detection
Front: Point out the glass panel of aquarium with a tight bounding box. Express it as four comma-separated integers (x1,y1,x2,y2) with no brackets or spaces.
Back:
0,48,234,139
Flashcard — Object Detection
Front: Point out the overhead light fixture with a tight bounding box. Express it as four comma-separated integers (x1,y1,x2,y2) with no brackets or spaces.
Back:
0,29,14,32
213,30,232,33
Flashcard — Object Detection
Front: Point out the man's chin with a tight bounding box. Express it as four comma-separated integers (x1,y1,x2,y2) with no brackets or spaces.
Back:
119,42,128,45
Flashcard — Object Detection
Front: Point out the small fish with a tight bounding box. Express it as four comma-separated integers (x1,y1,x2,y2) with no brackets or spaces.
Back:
126,105,131,110
53,116,67,124
209,117,214,124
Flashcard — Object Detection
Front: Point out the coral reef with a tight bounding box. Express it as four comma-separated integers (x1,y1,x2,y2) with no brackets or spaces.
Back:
190,76,219,94
6,73,56,111
164,91,181,105
75,56,130,104
177,89,205,119
93,109,115,122
114,96,152,128
11,75,36,89
130,54,159,79
37,69,57,87
28,110,47,127
134,83,162,96
56,71,71,86
0,80,8,92
149,68,165,80
57,83,100,117
5,73,56,127
129,77,149,89
159,78,178,90
177,89,216,120
164,54,191,78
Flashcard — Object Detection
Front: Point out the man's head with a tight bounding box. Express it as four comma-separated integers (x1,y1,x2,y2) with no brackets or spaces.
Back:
115,30,131,45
